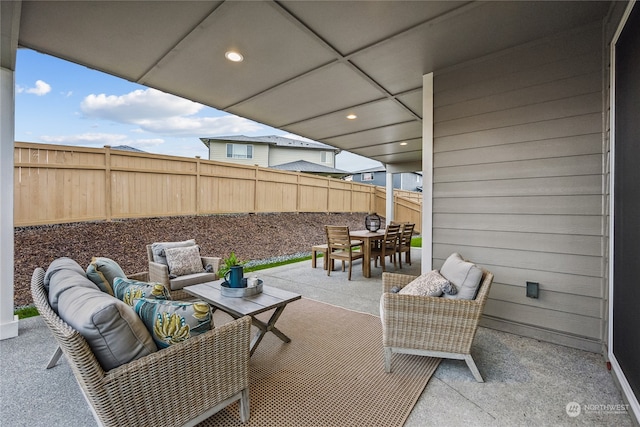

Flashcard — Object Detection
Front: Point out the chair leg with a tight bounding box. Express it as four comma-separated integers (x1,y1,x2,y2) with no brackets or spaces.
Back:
397,251,403,269
384,347,393,373
347,260,352,280
239,388,250,422
46,346,63,369
464,354,484,382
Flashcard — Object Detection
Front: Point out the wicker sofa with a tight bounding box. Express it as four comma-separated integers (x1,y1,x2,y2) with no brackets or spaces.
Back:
381,267,494,382
32,262,251,426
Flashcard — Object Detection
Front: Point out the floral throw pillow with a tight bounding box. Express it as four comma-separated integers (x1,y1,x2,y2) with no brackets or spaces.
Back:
133,298,213,349
113,277,171,306
399,270,456,297
165,245,204,276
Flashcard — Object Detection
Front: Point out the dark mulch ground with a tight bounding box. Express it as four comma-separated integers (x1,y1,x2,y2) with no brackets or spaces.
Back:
13,212,369,308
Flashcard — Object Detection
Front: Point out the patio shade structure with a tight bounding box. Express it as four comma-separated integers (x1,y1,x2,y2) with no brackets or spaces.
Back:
0,1,638,422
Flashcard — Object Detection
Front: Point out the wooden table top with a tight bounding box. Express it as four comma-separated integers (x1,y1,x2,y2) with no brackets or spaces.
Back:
349,229,386,238
184,280,301,319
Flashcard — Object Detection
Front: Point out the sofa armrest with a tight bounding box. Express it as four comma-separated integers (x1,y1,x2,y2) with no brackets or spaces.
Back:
201,256,222,278
148,261,170,287
101,316,251,426
382,272,417,293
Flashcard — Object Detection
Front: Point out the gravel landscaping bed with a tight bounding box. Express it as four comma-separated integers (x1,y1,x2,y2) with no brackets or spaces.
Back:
13,212,369,308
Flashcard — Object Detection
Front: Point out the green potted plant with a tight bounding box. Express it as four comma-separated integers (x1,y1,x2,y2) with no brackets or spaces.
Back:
218,252,247,288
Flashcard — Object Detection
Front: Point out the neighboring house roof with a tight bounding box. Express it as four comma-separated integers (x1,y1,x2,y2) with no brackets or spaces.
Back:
111,145,146,152
352,166,422,175
353,166,386,174
200,135,340,153
271,160,349,177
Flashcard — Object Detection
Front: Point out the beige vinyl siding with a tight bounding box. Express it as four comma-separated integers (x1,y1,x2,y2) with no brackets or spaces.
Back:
432,23,605,351
209,142,269,167
269,147,334,167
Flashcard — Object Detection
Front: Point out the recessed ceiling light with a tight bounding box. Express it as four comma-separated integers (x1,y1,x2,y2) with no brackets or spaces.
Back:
225,51,244,62
346,114,357,120
400,142,408,146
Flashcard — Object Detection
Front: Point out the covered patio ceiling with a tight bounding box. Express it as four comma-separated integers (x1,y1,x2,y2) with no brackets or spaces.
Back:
13,0,612,167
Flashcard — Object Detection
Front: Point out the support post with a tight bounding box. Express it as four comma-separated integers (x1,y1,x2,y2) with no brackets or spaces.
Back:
1,66,18,339
421,72,434,273
385,170,394,224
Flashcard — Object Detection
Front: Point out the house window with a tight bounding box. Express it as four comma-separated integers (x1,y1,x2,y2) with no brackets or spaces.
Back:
361,172,374,181
321,151,333,164
226,143,253,159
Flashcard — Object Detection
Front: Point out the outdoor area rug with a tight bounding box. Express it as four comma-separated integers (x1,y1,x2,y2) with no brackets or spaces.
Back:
199,297,440,427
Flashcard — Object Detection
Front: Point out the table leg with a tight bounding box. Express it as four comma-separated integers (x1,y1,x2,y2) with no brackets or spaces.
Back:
363,237,371,278
249,304,290,356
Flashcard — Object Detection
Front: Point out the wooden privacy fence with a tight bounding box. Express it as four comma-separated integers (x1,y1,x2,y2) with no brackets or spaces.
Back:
14,142,422,228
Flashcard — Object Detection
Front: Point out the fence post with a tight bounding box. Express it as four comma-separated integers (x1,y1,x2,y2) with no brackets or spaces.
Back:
104,145,111,221
195,156,201,215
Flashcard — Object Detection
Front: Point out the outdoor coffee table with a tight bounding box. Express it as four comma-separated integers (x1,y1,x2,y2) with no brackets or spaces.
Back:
184,280,301,356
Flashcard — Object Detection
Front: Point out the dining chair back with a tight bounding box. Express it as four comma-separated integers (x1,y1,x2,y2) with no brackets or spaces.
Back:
396,223,415,268
370,223,401,272
325,225,364,280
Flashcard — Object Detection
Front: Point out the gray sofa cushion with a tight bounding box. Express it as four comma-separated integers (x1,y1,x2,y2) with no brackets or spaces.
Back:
44,257,87,290
151,239,196,266
57,284,157,371
440,253,483,300
47,268,101,317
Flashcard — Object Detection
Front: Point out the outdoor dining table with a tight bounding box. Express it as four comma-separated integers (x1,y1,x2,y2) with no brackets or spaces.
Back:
349,229,386,278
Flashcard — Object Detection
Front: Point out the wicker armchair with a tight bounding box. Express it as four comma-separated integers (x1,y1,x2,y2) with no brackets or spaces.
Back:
32,268,251,426
147,244,220,300
381,270,494,382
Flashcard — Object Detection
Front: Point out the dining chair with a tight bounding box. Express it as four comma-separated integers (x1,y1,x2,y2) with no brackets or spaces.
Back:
325,225,364,280
396,223,415,268
370,223,401,272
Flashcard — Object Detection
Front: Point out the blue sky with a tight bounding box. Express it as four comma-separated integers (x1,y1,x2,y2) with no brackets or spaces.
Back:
15,49,381,172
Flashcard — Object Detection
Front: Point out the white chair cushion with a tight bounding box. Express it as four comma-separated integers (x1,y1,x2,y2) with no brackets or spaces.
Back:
440,253,483,300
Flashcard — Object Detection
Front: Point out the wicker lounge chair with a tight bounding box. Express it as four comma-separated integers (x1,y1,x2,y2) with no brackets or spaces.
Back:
31,267,251,426
381,269,494,382
147,241,220,300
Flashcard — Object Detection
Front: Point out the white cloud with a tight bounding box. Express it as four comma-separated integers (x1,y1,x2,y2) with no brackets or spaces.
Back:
80,88,266,136
138,115,264,135
39,133,171,152
81,88,201,122
40,133,129,147
17,80,52,96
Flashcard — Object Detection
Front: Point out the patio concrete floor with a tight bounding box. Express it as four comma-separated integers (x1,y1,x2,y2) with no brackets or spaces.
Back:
1,249,636,426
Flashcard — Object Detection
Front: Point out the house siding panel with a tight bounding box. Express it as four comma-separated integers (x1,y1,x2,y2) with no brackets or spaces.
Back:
270,147,334,168
432,23,605,350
